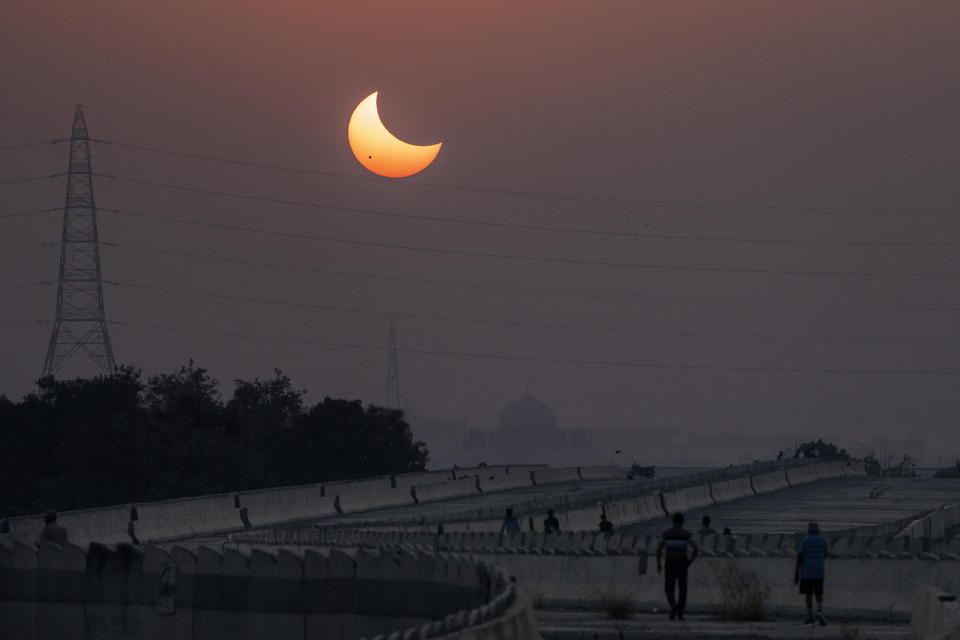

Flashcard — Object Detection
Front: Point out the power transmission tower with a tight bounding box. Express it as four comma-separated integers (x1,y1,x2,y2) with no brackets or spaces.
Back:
386,317,401,408
41,105,117,377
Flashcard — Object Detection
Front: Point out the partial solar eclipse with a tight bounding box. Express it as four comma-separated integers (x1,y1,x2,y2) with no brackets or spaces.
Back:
347,92,442,178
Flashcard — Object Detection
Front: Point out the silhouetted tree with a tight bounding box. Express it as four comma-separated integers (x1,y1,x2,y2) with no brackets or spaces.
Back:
794,439,852,461
0,362,428,516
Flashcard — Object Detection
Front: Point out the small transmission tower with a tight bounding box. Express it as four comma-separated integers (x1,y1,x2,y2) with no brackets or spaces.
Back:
41,105,117,377
386,317,401,408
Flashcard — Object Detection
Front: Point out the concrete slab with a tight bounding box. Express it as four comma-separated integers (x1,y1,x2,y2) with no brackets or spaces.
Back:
536,610,909,640
623,477,960,536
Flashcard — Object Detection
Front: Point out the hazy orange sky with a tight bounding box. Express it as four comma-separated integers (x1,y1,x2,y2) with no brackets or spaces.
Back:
2,1,960,461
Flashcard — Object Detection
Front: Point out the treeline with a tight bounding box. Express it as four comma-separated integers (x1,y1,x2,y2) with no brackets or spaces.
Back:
0,362,428,516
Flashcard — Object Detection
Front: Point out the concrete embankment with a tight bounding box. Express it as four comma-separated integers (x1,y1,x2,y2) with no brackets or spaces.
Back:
345,460,862,534
912,585,960,639
225,525,960,622
0,464,620,546
0,540,541,640
469,553,960,620
897,504,960,543
234,525,960,563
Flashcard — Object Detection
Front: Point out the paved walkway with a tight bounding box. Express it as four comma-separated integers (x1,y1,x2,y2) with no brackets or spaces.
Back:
536,611,910,639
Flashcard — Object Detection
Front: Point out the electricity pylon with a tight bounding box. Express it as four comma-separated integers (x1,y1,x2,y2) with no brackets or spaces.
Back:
386,317,401,408
41,105,116,377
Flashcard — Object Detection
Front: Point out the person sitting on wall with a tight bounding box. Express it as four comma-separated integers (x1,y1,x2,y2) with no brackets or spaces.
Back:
544,509,560,534
720,527,736,553
599,512,613,534
500,508,521,536
38,510,68,546
698,515,716,538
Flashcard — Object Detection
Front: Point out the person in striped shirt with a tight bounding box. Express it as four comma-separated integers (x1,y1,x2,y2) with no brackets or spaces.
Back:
656,512,700,620
795,521,829,626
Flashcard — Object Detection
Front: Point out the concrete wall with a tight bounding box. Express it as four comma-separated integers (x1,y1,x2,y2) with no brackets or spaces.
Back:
133,493,242,543
4,509,132,549
325,460,864,536
785,462,821,486
899,504,960,542
1,464,572,547
709,476,755,502
661,483,714,515
579,466,622,482
911,586,960,640
233,525,960,567
2,459,855,547
489,552,960,620
238,484,336,529
0,540,540,640
750,468,790,494
475,466,535,494
224,529,960,621
413,477,480,504
531,467,581,486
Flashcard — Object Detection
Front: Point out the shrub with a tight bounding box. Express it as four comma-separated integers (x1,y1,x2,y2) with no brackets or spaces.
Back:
839,626,860,640
865,454,918,478
598,594,635,620
715,563,771,621
933,461,960,479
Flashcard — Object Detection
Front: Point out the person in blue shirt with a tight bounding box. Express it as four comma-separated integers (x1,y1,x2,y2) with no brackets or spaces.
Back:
795,521,829,626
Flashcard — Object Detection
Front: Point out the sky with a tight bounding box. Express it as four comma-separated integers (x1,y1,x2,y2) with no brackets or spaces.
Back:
1,1,960,457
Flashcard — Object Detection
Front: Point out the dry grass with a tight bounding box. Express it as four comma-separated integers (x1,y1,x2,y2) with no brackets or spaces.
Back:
715,562,771,621
839,626,860,640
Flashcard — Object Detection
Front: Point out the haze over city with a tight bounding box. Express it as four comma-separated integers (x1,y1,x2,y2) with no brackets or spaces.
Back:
2,1,960,466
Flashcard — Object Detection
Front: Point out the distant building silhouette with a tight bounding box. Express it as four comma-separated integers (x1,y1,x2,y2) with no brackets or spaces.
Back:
488,394,567,463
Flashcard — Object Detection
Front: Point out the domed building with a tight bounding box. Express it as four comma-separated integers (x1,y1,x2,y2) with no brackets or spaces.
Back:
488,394,568,463
498,394,558,432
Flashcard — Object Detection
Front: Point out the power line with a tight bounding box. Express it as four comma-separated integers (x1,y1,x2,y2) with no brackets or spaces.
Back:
93,186,960,248
105,243,960,311
0,282,47,292
0,208,60,219
0,174,65,187
109,279,960,345
97,221,960,278
89,138,959,216
0,139,67,152
109,319,960,375
0,243,52,255
0,320,45,332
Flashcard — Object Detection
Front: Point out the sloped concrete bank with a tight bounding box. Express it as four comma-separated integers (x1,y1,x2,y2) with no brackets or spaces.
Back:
224,537,960,621
336,460,863,534
486,554,959,619
233,527,960,562
2,464,622,547
1,460,857,547
0,541,540,640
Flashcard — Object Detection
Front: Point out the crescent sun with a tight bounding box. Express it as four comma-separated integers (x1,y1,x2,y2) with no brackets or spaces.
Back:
347,91,442,178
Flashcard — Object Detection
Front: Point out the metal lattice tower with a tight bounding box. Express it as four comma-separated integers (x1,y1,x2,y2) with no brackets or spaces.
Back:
386,317,401,408
41,105,116,377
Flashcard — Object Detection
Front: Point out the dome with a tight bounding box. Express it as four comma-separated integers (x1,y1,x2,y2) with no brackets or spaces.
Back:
497,394,558,431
